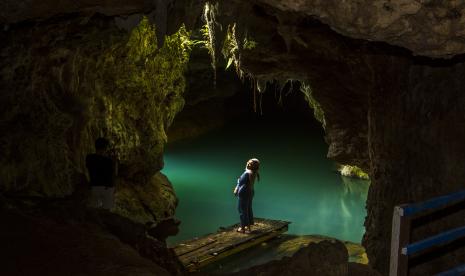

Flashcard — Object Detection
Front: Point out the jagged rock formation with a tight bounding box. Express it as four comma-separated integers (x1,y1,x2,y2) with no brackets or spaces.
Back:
4,1,465,58
256,0,465,58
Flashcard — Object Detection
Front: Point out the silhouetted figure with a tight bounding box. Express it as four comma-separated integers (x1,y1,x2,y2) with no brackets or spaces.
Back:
86,137,117,210
234,158,260,233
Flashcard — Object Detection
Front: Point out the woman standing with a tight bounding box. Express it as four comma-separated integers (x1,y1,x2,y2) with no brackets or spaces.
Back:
234,158,260,233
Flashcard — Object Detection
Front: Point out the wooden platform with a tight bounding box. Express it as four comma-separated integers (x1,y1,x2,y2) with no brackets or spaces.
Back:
171,218,290,271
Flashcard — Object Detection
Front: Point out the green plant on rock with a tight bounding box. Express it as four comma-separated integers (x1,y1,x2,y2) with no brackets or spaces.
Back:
200,24,213,56
0,15,193,197
95,16,193,173
222,24,239,71
221,23,258,78
339,165,369,180
300,82,326,128
203,2,219,81
243,34,257,50
200,2,259,82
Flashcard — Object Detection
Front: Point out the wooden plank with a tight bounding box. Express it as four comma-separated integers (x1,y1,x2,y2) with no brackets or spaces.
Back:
185,225,288,271
171,218,290,271
180,224,284,264
178,219,288,264
389,205,410,276
172,238,217,257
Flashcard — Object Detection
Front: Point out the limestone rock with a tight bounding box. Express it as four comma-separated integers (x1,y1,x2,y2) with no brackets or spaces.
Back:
114,172,178,225
147,217,181,242
256,0,465,58
0,14,185,229
0,0,154,24
3,1,465,57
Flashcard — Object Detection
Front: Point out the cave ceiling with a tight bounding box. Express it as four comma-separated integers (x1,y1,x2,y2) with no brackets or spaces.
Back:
2,0,465,58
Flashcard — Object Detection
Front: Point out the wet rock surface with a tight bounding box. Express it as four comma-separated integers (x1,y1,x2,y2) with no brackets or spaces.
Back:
228,239,378,276
202,235,368,274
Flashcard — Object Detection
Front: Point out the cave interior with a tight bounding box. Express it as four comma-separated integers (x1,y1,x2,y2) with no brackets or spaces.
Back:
1,1,465,275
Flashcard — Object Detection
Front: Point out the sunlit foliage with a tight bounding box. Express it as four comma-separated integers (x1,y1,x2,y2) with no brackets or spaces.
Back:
203,2,218,81
300,82,326,128
0,16,192,196
99,17,192,173
339,165,370,180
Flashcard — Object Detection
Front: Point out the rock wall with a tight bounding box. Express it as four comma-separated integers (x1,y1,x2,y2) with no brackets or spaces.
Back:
255,0,465,58
366,57,465,275
208,1,465,274
4,1,465,58
0,14,189,224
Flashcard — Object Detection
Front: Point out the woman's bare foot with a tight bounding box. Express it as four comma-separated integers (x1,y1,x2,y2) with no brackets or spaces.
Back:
236,227,245,233
244,226,251,233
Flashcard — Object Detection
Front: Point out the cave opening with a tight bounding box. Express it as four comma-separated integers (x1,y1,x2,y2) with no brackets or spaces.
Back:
163,79,370,270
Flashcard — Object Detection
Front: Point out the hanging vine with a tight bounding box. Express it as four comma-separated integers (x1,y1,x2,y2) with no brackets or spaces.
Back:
300,82,326,128
203,2,220,85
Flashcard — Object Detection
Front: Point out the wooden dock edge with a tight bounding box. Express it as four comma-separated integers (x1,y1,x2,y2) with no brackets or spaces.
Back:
185,224,289,272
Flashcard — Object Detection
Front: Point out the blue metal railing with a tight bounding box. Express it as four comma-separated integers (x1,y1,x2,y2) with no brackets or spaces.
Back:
390,189,465,276
402,190,465,217
402,226,465,255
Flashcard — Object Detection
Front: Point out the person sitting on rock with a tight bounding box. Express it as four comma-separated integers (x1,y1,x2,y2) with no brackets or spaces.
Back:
86,137,118,210
234,158,260,233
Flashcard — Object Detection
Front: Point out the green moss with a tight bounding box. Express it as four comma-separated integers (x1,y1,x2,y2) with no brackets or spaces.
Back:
243,35,258,50
203,2,219,81
222,24,239,71
98,17,192,177
0,16,192,196
220,23,257,76
339,165,369,180
300,82,326,128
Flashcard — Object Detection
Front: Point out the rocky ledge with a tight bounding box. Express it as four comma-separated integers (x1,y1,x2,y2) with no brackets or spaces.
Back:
0,195,184,276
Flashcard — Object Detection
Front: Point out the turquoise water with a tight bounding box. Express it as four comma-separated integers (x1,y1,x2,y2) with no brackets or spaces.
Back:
163,117,369,245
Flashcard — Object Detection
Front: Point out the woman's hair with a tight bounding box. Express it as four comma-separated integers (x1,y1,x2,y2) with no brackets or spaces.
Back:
246,158,260,182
